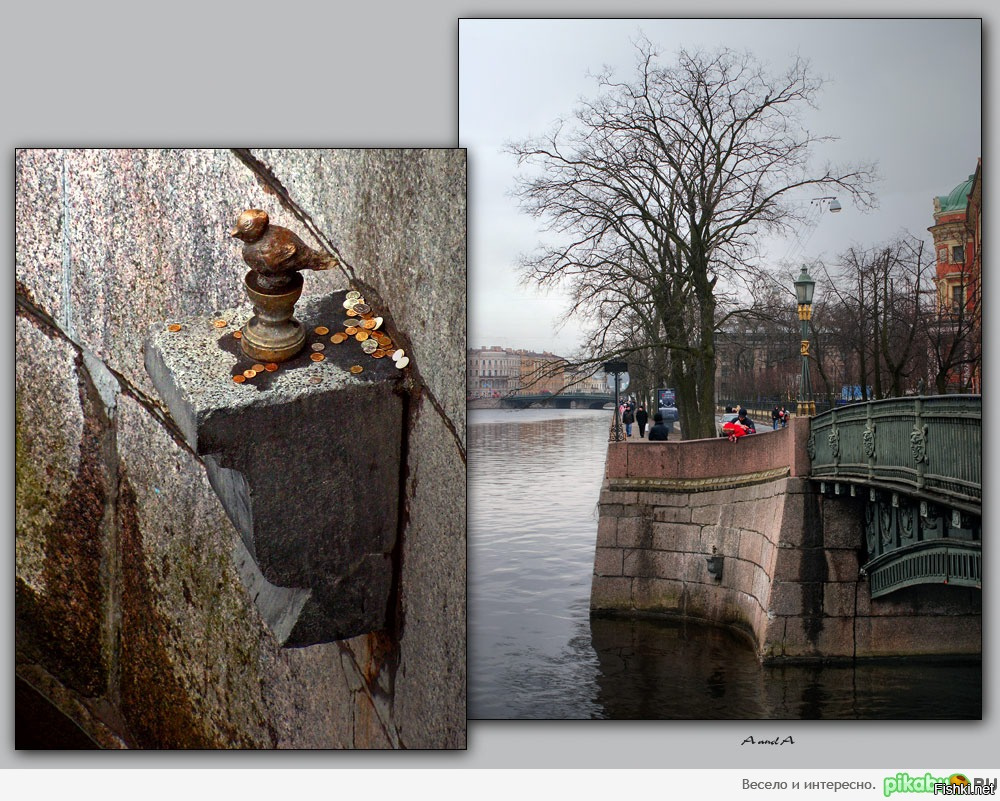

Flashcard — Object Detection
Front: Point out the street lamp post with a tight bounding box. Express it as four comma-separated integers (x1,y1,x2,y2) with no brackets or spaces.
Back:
603,360,628,442
794,265,816,417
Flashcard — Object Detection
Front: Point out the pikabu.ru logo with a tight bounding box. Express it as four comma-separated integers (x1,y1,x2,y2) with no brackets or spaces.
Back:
883,772,997,797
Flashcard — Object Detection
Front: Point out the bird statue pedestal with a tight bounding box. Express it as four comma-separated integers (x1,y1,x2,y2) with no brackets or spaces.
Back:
240,271,305,363
229,207,337,363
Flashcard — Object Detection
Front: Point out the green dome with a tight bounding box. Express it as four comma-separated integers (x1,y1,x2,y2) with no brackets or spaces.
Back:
937,175,975,213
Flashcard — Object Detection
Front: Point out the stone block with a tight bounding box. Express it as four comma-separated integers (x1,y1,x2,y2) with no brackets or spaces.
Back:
821,496,865,549
737,529,764,566
145,290,404,646
251,150,467,440
595,515,617,548
605,443,628,477
702,524,740,558
652,521,701,553
598,502,624,519
15,150,67,325
114,394,278,747
652,503,693,524
772,545,830,584
629,443,682,479
599,486,638,507
15,314,111,698
823,582,859,618
716,500,736,529
691,504,721,526
616,516,652,549
855,615,982,658
727,557,754,596
594,547,624,577
623,548,686,580
644,491,691,508
760,539,777,574
750,563,772,606
768,580,810,617
774,492,808,548
590,575,633,610
771,543,802,582
15,316,85,596
778,615,855,660
824,549,861,583
390,406,466,749
631,577,685,613
728,500,757,535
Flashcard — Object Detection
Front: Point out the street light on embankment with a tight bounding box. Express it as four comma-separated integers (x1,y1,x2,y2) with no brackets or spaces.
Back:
794,264,816,417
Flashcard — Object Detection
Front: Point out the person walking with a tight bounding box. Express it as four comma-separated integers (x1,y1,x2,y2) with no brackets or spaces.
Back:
780,405,789,428
647,412,670,441
635,405,649,438
771,405,781,430
622,404,635,438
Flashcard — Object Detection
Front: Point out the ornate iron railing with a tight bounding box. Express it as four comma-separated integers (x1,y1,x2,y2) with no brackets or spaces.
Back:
864,541,982,598
808,395,981,513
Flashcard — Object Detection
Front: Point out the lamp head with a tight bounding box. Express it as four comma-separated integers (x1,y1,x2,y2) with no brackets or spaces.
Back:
795,265,816,305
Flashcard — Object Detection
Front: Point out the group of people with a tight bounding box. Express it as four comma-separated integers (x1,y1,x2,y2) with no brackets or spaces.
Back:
722,405,757,440
771,405,790,430
618,400,790,443
720,403,791,442
619,401,670,441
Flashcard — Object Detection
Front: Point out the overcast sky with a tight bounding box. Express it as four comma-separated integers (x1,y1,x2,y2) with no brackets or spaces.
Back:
459,18,982,356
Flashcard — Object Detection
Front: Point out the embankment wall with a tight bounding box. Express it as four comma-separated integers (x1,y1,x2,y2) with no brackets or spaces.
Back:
591,420,980,661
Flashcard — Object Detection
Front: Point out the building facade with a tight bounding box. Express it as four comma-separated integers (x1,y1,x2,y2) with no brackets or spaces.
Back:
928,161,982,393
467,347,609,398
929,169,978,315
467,346,522,398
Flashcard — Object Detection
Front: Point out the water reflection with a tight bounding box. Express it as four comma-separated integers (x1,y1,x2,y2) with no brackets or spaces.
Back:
589,615,981,719
469,407,982,720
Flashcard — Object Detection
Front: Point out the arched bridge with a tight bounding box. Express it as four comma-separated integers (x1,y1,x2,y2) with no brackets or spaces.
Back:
808,395,981,599
499,393,614,409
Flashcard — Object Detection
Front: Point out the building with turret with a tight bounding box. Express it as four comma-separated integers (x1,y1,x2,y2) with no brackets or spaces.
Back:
929,167,978,315
928,161,982,392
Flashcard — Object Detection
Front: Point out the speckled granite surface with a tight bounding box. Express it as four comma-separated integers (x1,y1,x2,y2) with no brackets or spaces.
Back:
16,149,466,749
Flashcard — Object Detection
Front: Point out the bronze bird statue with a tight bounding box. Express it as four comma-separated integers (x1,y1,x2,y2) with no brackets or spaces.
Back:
230,209,334,291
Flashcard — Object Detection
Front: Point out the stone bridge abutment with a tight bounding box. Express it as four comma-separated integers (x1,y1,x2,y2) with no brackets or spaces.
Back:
591,418,981,662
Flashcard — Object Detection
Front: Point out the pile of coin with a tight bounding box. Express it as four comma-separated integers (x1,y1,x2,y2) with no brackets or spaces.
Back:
232,359,279,384
213,287,408,389
329,289,409,370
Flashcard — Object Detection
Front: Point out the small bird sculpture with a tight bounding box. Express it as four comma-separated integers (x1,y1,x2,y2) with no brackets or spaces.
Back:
231,209,334,291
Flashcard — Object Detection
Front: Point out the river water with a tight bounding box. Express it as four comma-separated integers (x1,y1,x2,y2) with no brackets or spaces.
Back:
468,407,982,720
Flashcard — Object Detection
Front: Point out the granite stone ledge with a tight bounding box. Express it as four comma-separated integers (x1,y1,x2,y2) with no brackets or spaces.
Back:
144,289,405,646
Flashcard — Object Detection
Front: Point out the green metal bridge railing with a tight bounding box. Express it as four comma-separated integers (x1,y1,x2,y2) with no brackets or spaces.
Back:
808,395,981,598
808,395,981,513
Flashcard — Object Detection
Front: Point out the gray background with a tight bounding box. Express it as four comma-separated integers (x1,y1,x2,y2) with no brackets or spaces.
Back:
3,0,994,769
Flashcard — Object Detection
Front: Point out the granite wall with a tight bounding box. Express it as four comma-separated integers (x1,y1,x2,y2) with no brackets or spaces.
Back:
15,148,466,748
592,423,980,662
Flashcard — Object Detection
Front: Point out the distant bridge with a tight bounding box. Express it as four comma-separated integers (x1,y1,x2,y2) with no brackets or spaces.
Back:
809,395,981,598
499,393,614,410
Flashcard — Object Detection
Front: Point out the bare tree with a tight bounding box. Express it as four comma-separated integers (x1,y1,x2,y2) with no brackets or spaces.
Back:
925,269,982,394
817,235,935,399
509,40,877,437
